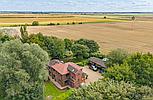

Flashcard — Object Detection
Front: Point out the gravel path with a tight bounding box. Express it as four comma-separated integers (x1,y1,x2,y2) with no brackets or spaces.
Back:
83,66,103,85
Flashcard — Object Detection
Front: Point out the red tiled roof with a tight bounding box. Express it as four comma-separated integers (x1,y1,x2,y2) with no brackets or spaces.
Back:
66,62,82,70
51,63,69,75
50,62,82,75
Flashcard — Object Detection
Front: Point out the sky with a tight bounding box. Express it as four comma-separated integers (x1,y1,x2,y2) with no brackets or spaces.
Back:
0,0,153,12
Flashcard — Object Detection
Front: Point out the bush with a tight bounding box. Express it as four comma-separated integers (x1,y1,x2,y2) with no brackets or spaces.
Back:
104,64,136,82
48,23,55,26
76,59,89,66
57,23,60,25
67,23,70,25
106,48,128,67
78,22,83,24
32,21,39,26
72,22,75,24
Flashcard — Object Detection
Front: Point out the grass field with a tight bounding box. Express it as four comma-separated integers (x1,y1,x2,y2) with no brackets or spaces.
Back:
0,14,127,26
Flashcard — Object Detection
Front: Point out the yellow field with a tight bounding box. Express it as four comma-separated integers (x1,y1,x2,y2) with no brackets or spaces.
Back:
0,14,126,26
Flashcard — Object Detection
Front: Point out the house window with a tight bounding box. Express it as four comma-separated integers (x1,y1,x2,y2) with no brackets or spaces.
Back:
52,75,55,79
71,76,74,79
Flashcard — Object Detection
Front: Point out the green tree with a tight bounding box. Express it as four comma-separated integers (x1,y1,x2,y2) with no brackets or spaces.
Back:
29,32,45,47
29,33,65,59
0,32,14,43
132,16,135,20
106,48,128,67
32,21,39,26
125,52,153,86
0,40,49,100
20,25,29,43
69,79,153,100
43,36,65,59
75,39,100,53
71,44,89,59
104,64,136,82
64,38,73,51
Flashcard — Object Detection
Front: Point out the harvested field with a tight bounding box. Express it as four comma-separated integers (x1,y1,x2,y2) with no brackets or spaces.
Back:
25,20,153,54
3,15,153,54
0,14,125,26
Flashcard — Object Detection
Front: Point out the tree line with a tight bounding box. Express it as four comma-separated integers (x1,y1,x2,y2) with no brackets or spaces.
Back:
20,26,100,61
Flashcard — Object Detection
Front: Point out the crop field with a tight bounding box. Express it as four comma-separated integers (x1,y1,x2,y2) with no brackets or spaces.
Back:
0,14,127,26
1,14,153,54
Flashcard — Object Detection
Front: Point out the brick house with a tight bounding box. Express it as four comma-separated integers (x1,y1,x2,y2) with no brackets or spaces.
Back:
48,60,87,89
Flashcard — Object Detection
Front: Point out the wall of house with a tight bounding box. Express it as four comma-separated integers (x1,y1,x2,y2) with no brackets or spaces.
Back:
48,65,85,88
69,70,85,88
49,67,68,87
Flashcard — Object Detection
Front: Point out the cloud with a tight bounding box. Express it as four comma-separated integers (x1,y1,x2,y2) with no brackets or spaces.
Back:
0,0,152,12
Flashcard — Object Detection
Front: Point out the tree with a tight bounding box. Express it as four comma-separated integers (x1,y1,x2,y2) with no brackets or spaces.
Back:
32,21,39,26
0,40,49,100
29,33,65,59
104,64,136,82
106,48,128,67
20,25,29,43
64,38,73,51
75,39,100,53
29,32,45,47
125,52,153,86
132,16,135,21
71,44,89,59
0,32,14,43
43,36,65,59
69,79,153,100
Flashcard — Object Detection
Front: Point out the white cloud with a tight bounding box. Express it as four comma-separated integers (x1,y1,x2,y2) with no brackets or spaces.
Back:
0,0,153,12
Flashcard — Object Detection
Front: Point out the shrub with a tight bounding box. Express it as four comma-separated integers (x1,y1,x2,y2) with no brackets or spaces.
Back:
72,22,75,24
76,59,89,66
48,23,55,26
32,21,39,26
67,23,70,25
57,23,60,25
106,48,128,67
78,22,83,24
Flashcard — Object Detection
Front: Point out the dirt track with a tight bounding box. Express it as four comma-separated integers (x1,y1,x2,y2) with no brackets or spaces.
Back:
14,20,153,54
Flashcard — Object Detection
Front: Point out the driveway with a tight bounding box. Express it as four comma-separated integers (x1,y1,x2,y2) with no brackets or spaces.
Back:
82,66,103,85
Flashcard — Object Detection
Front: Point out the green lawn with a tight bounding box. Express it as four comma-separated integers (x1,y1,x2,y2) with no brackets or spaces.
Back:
44,82,72,100
44,82,64,97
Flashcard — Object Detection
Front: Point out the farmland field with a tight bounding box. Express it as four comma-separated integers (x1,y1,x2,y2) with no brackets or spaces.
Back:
0,14,126,26
1,14,153,54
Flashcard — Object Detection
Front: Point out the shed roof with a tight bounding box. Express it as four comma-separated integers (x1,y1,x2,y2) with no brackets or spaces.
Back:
89,57,107,68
